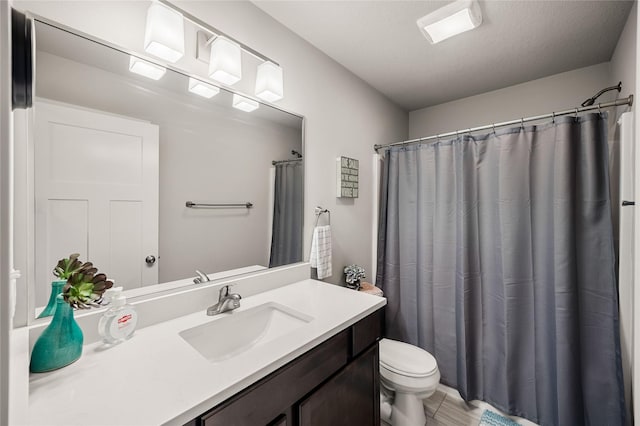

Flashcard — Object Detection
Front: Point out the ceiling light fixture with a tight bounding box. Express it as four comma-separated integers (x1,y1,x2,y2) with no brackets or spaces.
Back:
188,77,220,98
208,36,242,86
129,56,166,80
417,0,482,44
144,1,185,63
232,94,259,112
255,61,284,102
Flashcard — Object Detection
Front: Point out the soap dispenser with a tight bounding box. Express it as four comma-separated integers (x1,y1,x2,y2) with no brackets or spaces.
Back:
98,287,138,344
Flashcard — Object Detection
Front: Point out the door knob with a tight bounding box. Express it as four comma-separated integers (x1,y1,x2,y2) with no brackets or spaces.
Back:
145,255,156,265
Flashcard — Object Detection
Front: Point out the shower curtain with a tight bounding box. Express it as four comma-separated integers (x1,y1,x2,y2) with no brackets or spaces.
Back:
269,161,303,268
376,113,625,425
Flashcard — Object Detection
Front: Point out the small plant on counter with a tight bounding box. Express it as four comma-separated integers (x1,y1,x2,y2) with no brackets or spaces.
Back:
30,254,114,373
55,253,114,309
344,264,366,290
53,253,86,280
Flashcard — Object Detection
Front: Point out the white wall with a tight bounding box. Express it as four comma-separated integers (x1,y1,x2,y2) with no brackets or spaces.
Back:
611,2,636,122
409,62,612,139
15,0,408,286
1,1,12,423
31,51,301,300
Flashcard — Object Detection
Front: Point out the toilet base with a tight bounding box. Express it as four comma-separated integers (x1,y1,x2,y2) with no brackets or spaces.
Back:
390,391,427,426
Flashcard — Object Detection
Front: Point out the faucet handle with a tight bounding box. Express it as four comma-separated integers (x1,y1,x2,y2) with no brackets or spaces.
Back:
218,285,229,299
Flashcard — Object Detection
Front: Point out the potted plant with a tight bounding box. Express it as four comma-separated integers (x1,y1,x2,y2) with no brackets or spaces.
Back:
30,253,113,373
344,264,366,290
38,253,86,318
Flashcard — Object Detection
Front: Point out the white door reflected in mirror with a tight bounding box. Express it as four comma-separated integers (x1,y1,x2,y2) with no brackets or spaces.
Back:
34,101,159,307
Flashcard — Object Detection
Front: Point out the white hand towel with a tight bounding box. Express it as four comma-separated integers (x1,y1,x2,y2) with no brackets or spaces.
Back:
310,225,332,279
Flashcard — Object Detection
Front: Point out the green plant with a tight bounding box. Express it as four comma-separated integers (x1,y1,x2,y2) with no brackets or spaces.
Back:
54,254,113,309
53,253,86,280
344,264,365,290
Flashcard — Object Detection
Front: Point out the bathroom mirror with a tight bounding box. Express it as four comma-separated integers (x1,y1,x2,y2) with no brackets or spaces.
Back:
18,19,304,316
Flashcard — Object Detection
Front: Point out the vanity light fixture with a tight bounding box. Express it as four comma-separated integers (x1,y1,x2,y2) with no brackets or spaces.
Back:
417,0,482,44
255,61,284,102
188,77,220,98
129,56,166,80
208,36,242,86
232,94,259,112
144,1,185,63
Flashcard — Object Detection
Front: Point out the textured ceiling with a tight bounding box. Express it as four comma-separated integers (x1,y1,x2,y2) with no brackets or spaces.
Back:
253,1,634,111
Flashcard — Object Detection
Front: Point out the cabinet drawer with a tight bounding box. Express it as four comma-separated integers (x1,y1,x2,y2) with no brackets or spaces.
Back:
201,330,349,426
351,308,383,357
298,344,380,426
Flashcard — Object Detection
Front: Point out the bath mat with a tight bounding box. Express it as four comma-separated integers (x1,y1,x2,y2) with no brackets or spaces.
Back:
478,409,520,426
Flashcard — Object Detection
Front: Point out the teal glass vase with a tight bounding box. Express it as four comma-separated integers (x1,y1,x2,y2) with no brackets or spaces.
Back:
30,295,83,373
37,280,66,319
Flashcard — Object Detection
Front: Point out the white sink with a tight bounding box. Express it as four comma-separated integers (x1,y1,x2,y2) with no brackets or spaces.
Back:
179,302,314,363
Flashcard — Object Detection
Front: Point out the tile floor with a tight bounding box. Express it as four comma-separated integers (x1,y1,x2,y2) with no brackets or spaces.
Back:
422,385,539,426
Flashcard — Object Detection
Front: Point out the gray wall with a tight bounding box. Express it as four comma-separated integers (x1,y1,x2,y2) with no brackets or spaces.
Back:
17,0,408,286
409,62,613,138
611,1,636,122
35,52,301,287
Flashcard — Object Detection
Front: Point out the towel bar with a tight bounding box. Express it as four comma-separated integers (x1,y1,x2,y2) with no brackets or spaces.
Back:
186,201,253,209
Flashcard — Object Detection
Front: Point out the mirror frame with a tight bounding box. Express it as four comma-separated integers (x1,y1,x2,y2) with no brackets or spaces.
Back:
18,13,306,325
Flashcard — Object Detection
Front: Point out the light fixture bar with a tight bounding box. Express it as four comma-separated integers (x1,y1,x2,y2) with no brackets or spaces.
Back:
157,0,279,67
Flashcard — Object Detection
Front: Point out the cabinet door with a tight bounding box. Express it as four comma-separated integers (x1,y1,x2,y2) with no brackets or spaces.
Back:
201,331,349,426
298,344,379,426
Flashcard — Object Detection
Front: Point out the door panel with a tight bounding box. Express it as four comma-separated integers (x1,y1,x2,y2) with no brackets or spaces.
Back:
34,101,158,305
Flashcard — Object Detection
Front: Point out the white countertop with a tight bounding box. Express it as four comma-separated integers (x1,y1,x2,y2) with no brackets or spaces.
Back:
27,280,386,426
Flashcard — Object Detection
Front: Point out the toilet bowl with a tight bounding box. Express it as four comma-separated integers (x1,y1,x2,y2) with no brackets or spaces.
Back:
379,338,440,426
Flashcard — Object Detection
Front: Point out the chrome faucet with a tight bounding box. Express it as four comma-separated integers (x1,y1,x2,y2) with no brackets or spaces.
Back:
207,285,242,316
194,269,211,284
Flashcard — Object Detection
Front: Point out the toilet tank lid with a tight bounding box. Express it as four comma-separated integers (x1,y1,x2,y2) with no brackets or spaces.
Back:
379,338,438,377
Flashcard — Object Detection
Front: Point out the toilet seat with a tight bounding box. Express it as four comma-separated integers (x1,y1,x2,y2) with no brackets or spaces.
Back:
379,338,438,378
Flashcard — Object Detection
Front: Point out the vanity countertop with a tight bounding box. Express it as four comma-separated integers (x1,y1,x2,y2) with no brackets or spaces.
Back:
27,280,386,426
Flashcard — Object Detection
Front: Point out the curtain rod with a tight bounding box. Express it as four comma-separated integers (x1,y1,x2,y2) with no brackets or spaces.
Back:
374,95,634,153
272,158,302,166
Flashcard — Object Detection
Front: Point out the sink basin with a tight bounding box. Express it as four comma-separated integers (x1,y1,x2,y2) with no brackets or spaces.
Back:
179,302,313,363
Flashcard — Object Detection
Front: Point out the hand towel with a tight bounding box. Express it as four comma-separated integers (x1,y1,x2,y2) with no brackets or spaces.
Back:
310,225,332,279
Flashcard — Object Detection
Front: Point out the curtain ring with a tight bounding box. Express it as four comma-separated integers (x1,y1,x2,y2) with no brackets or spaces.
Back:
456,130,459,138
551,111,555,124
520,118,524,129
492,123,496,134
598,103,602,116
574,107,579,120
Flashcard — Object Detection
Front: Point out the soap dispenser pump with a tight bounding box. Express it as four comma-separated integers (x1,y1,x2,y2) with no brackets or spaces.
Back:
98,287,138,344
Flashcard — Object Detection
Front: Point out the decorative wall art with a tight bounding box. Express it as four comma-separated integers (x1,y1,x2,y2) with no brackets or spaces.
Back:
336,156,359,198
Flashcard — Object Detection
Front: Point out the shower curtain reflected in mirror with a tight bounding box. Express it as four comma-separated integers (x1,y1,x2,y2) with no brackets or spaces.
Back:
376,113,625,425
269,161,303,268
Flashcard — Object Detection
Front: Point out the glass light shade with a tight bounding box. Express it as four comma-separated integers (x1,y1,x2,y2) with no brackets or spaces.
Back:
255,61,284,102
188,78,220,98
144,2,185,63
129,56,166,80
232,94,259,112
208,37,242,86
416,0,482,44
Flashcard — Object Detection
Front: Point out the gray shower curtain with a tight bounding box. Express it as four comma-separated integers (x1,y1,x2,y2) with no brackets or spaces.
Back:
376,113,625,425
269,162,303,268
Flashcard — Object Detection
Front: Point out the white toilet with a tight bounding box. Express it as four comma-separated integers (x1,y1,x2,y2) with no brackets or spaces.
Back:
379,338,440,426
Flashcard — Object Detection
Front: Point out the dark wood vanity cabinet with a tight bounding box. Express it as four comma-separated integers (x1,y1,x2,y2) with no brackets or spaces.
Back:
298,344,379,426
190,307,383,426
